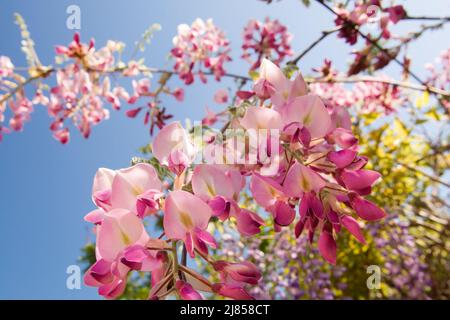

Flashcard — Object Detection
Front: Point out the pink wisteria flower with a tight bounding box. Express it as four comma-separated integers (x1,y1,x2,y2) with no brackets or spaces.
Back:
83,56,386,300
84,208,161,299
334,1,406,45
171,18,231,84
242,18,293,70
232,58,385,264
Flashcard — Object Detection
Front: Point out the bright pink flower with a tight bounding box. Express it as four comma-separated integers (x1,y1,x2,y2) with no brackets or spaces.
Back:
212,283,254,300
349,192,386,221
254,58,307,108
213,261,261,285
386,5,406,24
176,280,203,300
234,208,265,236
341,215,366,244
328,128,358,149
242,18,293,70
171,18,231,84
163,190,216,257
340,169,381,195
318,224,337,265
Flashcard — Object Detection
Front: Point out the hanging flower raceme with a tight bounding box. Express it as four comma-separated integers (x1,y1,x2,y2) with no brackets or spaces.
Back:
83,57,385,300
84,161,261,300
334,1,406,45
242,17,293,70
234,58,386,265
170,18,231,84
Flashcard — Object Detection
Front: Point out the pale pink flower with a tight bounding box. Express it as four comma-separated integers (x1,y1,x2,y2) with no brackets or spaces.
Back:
171,18,231,84
163,190,216,257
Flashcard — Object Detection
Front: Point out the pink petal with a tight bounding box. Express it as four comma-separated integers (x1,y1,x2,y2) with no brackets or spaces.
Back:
350,194,386,221
213,283,254,300
97,209,145,261
341,215,366,244
234,209,264,236
250,172,285,208
341,169,381,191
176,280,203,300
272,201,295,226
318,229,336,265
192,164,234,201
327,150,357,169
240,106,282,131
163,190,212,240
284,163,326,196
281,95,331,139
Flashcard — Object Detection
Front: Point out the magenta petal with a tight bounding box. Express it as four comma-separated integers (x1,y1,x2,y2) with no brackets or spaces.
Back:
208,196,230,220
234,209,264,236
327,150,357,169
341,215,366,244
176,280,203,300
194,228,217,249
98,278,126,299
212,283,254,300
294,219,305,238
225,262,262,285
185,232,195,258
272,201,295,226
85,259,113,286
318,230,337,265
341,169,381,191
350,194,386,221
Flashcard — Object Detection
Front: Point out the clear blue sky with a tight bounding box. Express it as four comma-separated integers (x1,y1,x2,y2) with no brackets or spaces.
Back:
0,0,448,299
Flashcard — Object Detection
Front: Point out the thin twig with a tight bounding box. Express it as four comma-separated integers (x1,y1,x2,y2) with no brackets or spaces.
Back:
404,15,450,22
308,76,450,97
288,26,342,65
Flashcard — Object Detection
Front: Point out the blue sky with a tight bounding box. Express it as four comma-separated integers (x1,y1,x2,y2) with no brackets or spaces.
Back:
0,0,448,299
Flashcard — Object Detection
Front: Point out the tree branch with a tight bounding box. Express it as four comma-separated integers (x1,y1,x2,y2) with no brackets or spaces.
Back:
287,26,341,65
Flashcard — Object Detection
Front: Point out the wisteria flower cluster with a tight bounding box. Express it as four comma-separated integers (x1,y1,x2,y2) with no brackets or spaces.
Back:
334,0,406,45
309,60,406,114
242,17,293,70
84,58,385,299
170,18,231,84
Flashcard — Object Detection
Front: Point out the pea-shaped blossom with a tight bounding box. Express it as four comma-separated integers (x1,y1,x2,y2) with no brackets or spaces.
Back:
163,190,217,257
192,164,264,236
238,58,385,265
171,18,231,84
242,18,293,70
152,121,196,175
84,208,160,299
89,163,163,219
